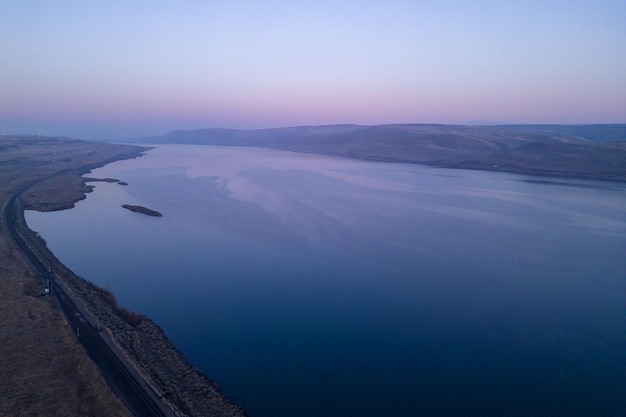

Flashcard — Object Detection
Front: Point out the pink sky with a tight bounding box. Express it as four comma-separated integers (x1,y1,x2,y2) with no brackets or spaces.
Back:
1,1,625,139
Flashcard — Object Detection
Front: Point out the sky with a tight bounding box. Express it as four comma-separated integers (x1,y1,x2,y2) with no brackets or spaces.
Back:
1,0,625,139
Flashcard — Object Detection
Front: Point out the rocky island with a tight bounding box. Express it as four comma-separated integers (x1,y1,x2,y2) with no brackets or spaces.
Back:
122,204,162,217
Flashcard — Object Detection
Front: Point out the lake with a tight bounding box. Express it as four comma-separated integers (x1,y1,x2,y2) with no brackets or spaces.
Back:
26,145,626,417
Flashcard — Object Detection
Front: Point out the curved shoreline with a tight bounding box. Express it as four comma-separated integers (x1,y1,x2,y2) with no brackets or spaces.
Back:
2,138,246,417
15,209,246,416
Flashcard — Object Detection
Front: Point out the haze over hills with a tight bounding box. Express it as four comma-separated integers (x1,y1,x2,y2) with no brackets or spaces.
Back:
130,124,626,181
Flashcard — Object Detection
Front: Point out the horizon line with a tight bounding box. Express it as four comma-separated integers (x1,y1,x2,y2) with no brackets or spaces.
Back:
4,121,626,141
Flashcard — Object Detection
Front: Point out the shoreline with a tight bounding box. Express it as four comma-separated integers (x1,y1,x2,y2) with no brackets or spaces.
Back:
274,146,626,183
2,137,246,417
7,136,623,415
16,209,245,416
136,123,626,183
271,146,626,183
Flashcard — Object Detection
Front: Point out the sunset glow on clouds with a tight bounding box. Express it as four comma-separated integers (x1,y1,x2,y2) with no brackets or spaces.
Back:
1,0,625,138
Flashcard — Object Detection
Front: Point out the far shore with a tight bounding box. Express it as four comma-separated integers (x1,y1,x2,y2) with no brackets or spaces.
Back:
130,124,626,182
122,204,162,217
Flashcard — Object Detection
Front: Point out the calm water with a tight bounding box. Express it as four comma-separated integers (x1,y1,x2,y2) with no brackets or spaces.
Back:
27,145,626,417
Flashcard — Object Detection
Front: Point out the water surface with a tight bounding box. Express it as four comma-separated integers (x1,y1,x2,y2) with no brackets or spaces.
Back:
26,145,626,416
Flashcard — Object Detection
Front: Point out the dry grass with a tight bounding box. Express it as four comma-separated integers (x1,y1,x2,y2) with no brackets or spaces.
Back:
0,136,142,416
0,232,130,417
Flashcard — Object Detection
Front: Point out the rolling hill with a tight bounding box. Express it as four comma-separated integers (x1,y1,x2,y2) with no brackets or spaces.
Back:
132,124,626,181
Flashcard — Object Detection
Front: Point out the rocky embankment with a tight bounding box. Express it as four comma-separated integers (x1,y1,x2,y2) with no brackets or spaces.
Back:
17,209,246,416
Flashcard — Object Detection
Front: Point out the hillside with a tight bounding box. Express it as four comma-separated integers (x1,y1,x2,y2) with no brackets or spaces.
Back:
133,124,626,181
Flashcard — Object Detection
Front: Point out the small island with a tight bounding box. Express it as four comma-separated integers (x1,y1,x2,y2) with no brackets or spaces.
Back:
121,204,162,217
84,177,120,183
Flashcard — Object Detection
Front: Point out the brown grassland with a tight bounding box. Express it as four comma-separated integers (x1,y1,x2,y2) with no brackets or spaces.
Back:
0,137,137,416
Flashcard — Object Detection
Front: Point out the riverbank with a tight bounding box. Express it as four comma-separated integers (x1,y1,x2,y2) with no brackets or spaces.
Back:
0,136,246,417
135,124,626,182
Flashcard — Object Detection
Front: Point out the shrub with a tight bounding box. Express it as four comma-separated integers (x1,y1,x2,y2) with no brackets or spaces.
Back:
116,307,144,327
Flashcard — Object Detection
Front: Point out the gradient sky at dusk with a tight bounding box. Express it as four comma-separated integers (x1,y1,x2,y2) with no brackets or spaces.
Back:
2,1,625,139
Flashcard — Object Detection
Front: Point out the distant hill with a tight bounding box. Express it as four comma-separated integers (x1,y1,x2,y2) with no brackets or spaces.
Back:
130,124,626,181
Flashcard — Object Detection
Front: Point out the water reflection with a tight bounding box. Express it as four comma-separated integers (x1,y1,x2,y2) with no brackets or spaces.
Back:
26,145,626,417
